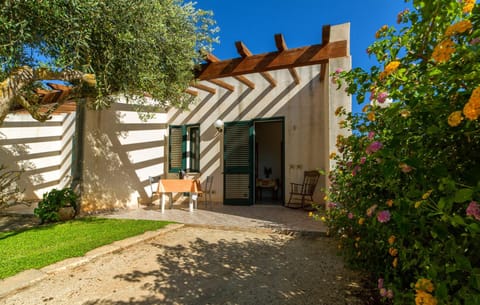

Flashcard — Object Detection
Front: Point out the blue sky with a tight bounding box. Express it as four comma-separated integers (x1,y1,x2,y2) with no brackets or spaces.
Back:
195,0,412,113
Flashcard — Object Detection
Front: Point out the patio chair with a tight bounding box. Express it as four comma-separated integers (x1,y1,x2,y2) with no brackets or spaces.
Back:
148,175,162,204
202,175,214,208
286,170,320,210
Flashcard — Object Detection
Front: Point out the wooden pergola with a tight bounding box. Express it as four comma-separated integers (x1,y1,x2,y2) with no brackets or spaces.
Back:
12,25,347,114
187,25,347,96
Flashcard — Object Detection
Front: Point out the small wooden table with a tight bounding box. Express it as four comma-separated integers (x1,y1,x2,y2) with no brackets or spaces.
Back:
157,179,202,212
256,178,278,200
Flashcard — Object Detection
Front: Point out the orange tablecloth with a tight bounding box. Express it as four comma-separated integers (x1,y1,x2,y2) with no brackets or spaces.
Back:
157,179,202,212
158,179,202,193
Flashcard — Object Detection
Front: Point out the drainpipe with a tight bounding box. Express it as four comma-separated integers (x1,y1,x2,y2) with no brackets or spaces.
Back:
70,98,86,214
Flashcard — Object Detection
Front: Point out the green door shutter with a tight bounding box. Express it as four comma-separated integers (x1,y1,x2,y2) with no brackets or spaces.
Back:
223,121,253,205
169,125,186,173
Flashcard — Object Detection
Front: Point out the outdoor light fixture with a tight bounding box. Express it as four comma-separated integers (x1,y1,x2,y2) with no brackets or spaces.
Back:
214,119,224,132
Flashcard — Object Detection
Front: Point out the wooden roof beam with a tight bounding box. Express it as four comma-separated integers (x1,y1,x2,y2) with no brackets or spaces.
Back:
190,82,216,95
197,38,347,80
185,88,199,96
319,25,331,83
274,34,300,85
235,41,277,87
207,79,235,91
205,53,255,89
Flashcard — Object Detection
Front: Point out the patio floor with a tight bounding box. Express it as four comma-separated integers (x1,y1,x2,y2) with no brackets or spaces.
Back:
3,201,327,234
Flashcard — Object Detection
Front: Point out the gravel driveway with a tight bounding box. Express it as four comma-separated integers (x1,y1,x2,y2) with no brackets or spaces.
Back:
0,226,368,305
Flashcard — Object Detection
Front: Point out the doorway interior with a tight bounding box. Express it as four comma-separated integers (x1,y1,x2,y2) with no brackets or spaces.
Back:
254,119,284,205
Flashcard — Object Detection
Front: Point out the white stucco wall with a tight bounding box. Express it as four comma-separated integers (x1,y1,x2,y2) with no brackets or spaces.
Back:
0,112,75,201
81,101,167,211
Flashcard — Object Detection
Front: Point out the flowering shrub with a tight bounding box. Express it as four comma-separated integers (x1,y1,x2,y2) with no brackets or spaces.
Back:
325,1,480,304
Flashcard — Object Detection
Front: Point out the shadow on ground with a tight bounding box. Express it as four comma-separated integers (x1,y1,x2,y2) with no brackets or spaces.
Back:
82,231,367,305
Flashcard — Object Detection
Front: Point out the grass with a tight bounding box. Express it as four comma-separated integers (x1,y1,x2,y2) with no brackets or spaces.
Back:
0,217,172,279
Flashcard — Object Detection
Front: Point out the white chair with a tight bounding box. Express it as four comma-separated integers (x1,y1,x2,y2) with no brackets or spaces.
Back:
202,176,214,208
148,175,162,204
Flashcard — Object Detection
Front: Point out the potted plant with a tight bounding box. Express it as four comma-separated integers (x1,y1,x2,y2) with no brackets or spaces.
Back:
34,188,78,223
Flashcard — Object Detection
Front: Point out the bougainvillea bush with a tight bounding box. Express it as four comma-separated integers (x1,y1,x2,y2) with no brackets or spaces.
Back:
325,1,480,304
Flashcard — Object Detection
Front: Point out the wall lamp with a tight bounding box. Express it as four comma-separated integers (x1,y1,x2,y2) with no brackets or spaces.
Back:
214,119,224,132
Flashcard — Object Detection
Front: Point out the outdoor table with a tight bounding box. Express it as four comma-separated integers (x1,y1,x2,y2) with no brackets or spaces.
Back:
157,179,202,213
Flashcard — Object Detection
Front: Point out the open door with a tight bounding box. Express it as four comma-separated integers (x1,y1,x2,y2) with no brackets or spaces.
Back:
223,121,253,205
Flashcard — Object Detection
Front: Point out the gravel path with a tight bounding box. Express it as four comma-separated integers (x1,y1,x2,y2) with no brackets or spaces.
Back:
1,226,367,305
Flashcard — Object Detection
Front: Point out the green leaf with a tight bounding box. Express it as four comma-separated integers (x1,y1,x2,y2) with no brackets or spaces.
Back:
454,188,473,203
451,215,467,227
468,223,480,234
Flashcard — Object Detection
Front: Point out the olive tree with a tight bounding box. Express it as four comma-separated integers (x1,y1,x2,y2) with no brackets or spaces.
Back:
0,0,218,125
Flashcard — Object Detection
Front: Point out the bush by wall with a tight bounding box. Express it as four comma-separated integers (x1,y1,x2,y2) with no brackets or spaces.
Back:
325,1,480,304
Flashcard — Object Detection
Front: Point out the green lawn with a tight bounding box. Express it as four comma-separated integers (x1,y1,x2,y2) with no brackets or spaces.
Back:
0,217,172,279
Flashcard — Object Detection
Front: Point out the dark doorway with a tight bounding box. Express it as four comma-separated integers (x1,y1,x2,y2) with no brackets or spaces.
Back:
254,119,284,205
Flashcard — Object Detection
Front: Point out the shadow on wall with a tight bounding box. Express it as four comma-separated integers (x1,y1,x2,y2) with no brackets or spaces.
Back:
0,114,75,202
81,232,364,305
0,139,41,201
81,104,166,212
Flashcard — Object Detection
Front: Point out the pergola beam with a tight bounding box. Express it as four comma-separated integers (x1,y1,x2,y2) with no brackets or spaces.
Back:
274,34,300,85
205,53,255,89
185,88,199,96
190,82,216,95
235,41,277,87
207,79,235,91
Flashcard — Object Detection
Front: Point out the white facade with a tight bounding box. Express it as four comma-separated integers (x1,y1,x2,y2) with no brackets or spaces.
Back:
0,23,351,212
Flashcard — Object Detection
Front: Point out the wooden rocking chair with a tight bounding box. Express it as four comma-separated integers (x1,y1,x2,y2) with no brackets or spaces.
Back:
286,170,320,209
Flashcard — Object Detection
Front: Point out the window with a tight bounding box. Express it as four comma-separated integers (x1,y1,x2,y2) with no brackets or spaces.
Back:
169,124,200,173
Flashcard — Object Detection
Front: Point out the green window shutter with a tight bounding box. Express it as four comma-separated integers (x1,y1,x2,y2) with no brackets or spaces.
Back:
169,126,186,173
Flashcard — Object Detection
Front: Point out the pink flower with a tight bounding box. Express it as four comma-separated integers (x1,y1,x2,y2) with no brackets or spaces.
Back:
368,131,375,140
466,201,480,220
377,92,388,103
335,68,343,74
360,157,367,164
327,202,338,209
377,210,391,223
366,141,383,155
399,163,413,173
378,278,384,289
348,212,354,219
471,37,480,45
352,165,361,176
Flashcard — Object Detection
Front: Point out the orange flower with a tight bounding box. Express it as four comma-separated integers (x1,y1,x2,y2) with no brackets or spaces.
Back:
379,61,401,80
415,290,438,305
362,104,372,112
392,257,398,268
367,111,376,121
385,61,400,74
432,38,455,63
448,111,463,126
399,109,411,118
358,217,365,225
386,199,394,207
463,0,475,14
445,20,472,36
463,87,480,120
388,235,396,245
415,278,435,293
388,247,398,256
